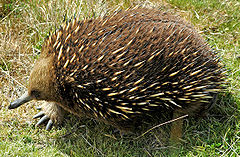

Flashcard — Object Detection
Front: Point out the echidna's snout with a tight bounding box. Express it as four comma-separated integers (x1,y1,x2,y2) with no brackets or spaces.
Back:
9,92,33,109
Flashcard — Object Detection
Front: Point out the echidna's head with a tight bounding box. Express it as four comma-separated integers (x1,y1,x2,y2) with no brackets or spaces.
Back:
9,55,58,109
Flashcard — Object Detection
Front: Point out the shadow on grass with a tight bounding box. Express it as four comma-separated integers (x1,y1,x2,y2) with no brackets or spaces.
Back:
49,92,239,156
182,92,240,154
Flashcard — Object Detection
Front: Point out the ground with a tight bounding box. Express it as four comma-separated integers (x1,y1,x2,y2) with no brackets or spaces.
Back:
0,0,239,156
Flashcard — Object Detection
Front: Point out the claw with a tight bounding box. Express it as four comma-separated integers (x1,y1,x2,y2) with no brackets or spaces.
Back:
46,119,53,130
36,115,49,126
33,111,45,119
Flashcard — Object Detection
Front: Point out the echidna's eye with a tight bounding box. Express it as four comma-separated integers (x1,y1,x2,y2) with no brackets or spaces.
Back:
31,90,41,99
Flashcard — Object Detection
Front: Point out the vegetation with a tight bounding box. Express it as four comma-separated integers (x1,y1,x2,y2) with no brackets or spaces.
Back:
0,0,239,156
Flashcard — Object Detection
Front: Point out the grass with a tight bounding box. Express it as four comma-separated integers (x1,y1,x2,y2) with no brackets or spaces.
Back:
0,0,240,156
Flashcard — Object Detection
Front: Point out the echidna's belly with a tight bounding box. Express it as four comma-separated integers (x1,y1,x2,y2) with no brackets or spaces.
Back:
50,8,224,125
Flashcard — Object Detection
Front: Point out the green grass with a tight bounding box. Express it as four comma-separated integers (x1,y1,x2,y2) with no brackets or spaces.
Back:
1,0,240,156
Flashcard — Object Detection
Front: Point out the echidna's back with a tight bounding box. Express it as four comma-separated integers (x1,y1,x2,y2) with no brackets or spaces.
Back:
42,8,224,130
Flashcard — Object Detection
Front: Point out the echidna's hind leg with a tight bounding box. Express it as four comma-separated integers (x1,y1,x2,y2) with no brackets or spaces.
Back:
169,110,184,143
33,101,66,130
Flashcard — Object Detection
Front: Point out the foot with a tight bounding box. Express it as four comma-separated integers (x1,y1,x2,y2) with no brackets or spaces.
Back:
33,101,65,130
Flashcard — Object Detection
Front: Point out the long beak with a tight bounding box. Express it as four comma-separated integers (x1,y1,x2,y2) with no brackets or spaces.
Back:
9,92,33,109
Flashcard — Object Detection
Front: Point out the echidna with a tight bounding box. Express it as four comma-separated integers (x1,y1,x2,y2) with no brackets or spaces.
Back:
9,8,225,136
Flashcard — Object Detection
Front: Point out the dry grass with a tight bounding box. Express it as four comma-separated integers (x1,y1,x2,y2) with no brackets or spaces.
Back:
0,0,239,156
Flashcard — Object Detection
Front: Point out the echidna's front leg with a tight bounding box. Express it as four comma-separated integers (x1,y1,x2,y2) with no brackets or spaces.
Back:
33,102,66,130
